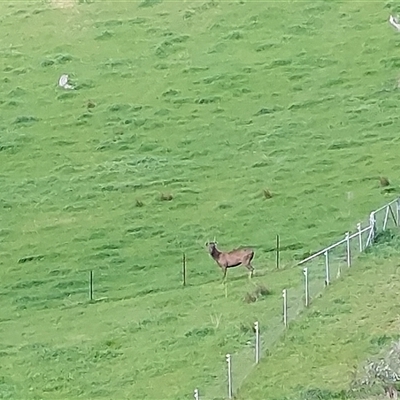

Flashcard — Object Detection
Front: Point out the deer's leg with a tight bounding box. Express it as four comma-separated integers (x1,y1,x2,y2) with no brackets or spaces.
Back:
244,263,254,279
222,267,227,282
250,264,254,278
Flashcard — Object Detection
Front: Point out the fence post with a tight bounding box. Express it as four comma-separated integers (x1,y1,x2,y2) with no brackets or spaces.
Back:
282,289,288,327
303,267,309,307
89,270,94,301
182,253,186,287
194,388,199,400
226,354,233,399
369,212,376,246
324,250,330,286
357,223,363,252
383,205,390,231
345,232,351,268
276,234,280,269
254,321,260,364
397,198,400,227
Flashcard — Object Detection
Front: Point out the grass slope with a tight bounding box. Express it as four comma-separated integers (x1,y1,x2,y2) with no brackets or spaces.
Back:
237,232,400,400
1,0,400,399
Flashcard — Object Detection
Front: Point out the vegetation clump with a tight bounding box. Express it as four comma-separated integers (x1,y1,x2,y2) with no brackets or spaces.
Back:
380,176,390,187
244,284,270,303
159,192,173,201
351,340,400,399
263,189,273,199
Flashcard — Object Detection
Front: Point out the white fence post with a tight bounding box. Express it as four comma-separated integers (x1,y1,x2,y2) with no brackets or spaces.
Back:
226,354,233,399
383,205,390,231
254,321,260,364
346,232,351,267
357,223,363,252
397,198,400,227
194,388,199,400
368,212,376,246
303,267,309,307
324,250,330,286
282,289,288,327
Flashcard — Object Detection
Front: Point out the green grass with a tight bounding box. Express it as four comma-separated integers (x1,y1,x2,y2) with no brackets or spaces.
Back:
1,0,400,399
237,232,400,400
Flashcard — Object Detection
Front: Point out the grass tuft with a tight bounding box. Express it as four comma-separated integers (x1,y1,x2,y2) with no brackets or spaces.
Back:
159,192,173,201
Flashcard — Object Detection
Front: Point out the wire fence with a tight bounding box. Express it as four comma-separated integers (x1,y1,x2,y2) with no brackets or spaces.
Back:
13,197,400,399
193,197,400,400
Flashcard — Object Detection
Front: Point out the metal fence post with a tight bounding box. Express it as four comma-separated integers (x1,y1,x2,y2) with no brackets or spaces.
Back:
226,354,233,399
254,321,260,364
89,270,94,301
357,223,363,252
369,212,376,246
276,234,280,269
324,250,330,286
282,289,288,327
383,205,390,231
397,197,400,227
346,232,351,267
182,253,187,287
303,267,309,307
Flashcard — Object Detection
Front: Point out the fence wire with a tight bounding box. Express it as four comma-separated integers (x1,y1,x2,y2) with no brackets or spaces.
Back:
374,198,399,233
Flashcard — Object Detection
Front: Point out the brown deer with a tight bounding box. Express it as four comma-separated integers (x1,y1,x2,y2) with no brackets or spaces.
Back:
206,241,255,280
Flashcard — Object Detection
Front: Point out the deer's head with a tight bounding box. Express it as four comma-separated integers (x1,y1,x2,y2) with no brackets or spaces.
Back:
205,240,218,253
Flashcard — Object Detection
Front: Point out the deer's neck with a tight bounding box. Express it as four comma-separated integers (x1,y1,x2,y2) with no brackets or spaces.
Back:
210,246,221,260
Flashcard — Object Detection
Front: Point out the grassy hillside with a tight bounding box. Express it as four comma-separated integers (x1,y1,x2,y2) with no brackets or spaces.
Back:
237,232,400,400
1,0,400,399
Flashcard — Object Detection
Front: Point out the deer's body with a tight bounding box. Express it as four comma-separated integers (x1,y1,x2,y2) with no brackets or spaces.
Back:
206,242,255,280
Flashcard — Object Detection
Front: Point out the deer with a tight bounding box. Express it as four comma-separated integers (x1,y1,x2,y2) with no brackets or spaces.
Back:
206,241,255,281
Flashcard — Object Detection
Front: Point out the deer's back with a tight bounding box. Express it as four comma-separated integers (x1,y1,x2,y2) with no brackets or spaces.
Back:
220,248,254,267
226,248,254,257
